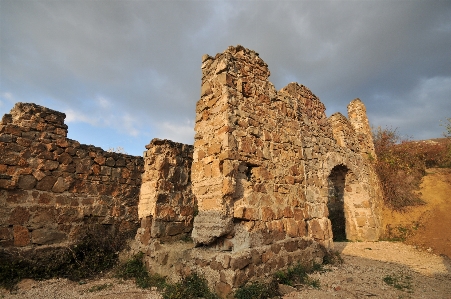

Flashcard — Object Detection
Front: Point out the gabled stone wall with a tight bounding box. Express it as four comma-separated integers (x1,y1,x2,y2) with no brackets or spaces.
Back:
0,103,143,248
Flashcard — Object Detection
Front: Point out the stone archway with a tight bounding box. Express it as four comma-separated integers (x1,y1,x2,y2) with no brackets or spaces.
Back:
327,165,348,241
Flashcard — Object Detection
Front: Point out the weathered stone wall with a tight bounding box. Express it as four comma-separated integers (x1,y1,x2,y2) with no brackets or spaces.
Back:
0,103,143,248
191,46,382,249
136,138,195,245
347,98,377,159
192,47,310,250
136,45,383,297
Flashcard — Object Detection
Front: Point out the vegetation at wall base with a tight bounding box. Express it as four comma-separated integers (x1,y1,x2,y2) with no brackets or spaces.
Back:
323,250,344,265
383,274,413,292
373,127,451,210
162,272,219,299
234,280,279,299
0,223,129,290
235,257,337,299
115,252,166,290
115,253,217,299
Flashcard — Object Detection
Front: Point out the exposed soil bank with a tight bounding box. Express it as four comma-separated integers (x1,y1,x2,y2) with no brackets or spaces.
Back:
382,168,451,258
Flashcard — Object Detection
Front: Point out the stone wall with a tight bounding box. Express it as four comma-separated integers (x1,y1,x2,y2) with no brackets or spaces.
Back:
0,103,143,248
191,46,382,249
136,45,383,297
0,46,384,297
136,138,195,245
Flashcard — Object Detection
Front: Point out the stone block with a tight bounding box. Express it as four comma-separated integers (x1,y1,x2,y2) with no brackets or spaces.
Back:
36,175,58,191
75,158,92,174
17,175,37,190
215,282,232,298
222,177,235,195
308,218,326,241
57,152,73,165
210,260,224,271
13,225,30,246
165,222,186,236
285,218,299,238
8,207,30,225
262,250,274,263
261,207,275,221
30,208,55,228
0,227,12,240
192,211,233,245
52,176,71,193
243,208,259,221
38,193,54,204
31,228,67,245
208,143,222,155
356,216,367,227
284,240,298,252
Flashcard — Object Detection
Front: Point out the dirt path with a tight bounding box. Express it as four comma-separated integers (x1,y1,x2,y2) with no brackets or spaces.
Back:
283,241,451,299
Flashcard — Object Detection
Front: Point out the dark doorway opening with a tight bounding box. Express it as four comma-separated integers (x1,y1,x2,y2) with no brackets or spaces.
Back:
327,165,347,241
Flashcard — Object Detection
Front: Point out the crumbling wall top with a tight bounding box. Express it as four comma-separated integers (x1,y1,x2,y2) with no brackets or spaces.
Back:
3,102,68,138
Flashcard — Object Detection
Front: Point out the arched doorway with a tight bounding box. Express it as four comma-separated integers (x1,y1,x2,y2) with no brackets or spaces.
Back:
327,165,348,241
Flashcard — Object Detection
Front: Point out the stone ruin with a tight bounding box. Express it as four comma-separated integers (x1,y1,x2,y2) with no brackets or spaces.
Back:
0,103,144,247
136,46,383,296
0,45,383,297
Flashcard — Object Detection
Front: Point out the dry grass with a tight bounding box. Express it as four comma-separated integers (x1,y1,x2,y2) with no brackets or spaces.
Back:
373,127,451,210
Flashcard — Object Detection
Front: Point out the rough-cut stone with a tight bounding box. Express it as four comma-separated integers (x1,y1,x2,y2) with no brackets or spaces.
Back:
0,102,144,252
1,46,384,298
31,229,67,245
136,139,195,242
17,175,37,190
135,45,383,297
13,225,30,246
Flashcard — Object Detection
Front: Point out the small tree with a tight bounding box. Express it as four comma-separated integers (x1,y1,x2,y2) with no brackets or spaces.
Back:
441,118,451,138
372,127,424,209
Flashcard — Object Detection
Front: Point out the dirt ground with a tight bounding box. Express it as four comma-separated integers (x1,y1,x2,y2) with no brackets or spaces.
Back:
382,167,451,258
1,168,450,299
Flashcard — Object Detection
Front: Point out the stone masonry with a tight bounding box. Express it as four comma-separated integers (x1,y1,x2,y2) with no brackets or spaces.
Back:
136,45,383,297
0,45,383,298
136,138,195,245
0,103,143,248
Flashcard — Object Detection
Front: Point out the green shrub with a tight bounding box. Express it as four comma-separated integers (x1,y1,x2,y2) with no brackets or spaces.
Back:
0,223,129,290
373,127,451,210
115,252,166,289
274,262,308,286
162,272,219,299
323,250,343,265
87,283,112,292
383,274,412,291
234,279,279,299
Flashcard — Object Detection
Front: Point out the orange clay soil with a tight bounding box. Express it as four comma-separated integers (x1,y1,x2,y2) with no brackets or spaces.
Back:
382,167,451,258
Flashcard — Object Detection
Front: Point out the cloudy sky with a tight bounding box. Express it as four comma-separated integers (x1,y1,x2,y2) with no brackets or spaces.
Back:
1,0,450,156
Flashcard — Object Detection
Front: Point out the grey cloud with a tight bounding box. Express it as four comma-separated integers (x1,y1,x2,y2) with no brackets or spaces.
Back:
1,0,450,152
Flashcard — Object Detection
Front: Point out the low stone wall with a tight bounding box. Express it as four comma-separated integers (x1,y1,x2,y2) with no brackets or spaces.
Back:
0,103,143,249
143,237,325,298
